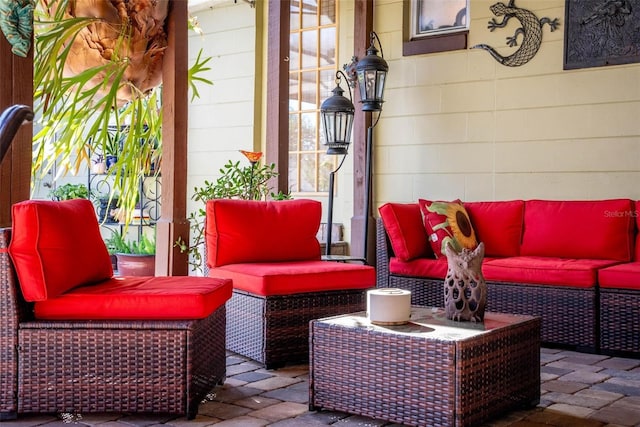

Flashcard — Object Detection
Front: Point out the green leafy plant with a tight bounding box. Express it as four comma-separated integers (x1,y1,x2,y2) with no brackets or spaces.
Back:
32,0,212,225
105,230,155,255
176,151,291,272
50,183,89,201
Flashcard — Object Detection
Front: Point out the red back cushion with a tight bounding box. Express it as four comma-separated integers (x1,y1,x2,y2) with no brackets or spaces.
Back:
521,199,634,261
9,199,113,301
464,200,524,257
206,199,322,267
378,203,433,261
418,199,478,258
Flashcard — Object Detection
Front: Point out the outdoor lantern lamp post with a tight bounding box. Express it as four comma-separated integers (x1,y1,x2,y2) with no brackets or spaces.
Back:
355,31,388,262
320,71,355,256
355,32,389,112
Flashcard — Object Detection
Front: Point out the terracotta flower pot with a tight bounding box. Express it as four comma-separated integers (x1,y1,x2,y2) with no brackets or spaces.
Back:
115,253,155,276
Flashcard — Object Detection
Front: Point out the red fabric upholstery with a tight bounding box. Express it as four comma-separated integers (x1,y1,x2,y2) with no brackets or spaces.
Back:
34,276,233,320
208,260,374,296
9,199,113,301
389,257,449,279
206,199,321,268
464,200,524,257
378,203,433,261
483,256,619,288
520,199,634,261
598,262,640,290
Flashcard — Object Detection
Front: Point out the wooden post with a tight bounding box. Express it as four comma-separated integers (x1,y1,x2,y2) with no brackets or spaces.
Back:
0,28,33,227
351,0,374,264
155,0,190,276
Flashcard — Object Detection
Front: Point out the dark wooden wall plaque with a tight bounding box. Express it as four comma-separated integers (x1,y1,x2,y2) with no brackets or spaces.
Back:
564,0,640,70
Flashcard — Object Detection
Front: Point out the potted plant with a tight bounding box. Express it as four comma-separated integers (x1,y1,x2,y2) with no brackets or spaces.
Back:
50,183,89,201
106,230,156,276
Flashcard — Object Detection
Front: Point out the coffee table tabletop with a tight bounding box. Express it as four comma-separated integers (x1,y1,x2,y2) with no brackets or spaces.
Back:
309,307,541,427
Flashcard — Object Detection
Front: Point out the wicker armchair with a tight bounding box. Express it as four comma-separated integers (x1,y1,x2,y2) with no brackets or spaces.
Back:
0,224,228,420
206,199,376,369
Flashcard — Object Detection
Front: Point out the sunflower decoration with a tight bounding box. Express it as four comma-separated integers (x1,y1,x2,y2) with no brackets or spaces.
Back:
422,200,478,257
445,203,477,250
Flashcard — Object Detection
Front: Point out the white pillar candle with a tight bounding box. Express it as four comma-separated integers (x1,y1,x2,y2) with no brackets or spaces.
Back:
367,288,412,325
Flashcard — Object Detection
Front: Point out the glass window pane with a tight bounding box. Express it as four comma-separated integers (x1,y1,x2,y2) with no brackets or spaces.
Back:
319,153,333,192
290,0,300,31
288,153,299,192
301,30,318,69
301,71,317,106
319,27,336,67
301,0,317,28
301,112,316,151
415,0,468,36
289,113,299,151
319,0,336,25
289,74,299,107
300,153,316,192
289,33,299,71
319,69,335,102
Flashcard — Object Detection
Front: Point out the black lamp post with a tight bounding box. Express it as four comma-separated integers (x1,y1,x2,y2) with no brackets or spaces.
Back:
355,31,388,262
320,71,355,256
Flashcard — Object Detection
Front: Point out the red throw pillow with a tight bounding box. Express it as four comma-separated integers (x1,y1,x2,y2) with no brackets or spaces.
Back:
418,199,478,258
9,199,113,301
378,203,433,261
206,199,322,267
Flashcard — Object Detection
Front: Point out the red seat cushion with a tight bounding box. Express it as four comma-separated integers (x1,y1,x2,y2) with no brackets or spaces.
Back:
9,199,113,301
464,200,524,257
379,202,433,261
520,199,634,261
483,256,619,288
598,262,640,290
206,199,322,267
389,257,449,279
208,260,375,296
34,276,233,320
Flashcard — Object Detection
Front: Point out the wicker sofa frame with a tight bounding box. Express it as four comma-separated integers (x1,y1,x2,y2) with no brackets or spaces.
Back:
0,228,227,420
376,218,598,352
226,288,366,369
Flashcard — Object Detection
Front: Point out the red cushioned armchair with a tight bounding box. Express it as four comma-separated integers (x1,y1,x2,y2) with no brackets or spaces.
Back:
1,199,232,420
206,199,376,369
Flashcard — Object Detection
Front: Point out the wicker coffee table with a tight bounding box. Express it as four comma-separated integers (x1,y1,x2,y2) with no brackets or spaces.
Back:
309,307,541,427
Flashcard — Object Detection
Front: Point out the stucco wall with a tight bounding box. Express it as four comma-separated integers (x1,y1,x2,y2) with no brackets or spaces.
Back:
367,0,640,205
187,0,260,219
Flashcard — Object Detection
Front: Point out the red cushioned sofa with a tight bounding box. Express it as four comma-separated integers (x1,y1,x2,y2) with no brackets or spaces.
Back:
206,198,376,369
377,198,640,356
1,199,232,420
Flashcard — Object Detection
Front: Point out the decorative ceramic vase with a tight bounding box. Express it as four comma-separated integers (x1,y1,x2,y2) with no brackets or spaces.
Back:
443,242,486,322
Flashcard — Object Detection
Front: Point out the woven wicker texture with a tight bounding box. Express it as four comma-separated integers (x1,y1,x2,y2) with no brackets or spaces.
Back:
0,228,226,420
227,289,366,369
309,309,541,427
377,218,597,352
600,288,640,356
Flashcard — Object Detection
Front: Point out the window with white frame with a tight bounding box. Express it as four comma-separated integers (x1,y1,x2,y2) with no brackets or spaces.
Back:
288,0,338,194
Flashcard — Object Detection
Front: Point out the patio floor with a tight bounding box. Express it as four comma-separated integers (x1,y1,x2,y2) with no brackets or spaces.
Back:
3,348,640,427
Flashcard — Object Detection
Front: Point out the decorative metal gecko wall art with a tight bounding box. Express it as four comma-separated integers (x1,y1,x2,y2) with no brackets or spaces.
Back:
472,0,560,67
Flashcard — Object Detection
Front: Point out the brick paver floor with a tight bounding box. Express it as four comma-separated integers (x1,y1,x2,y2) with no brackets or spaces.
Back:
3,348,639,426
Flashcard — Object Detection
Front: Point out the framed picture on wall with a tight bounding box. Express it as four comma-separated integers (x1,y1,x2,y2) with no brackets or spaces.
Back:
564,0,640,70
409,0,468,39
